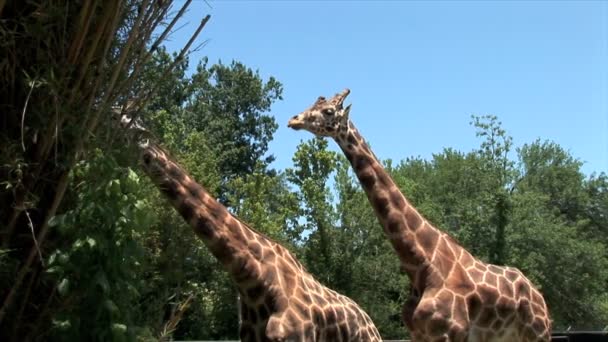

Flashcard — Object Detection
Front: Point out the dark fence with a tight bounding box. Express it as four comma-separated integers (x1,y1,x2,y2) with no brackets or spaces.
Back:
551,331,608,341
175,331,608,342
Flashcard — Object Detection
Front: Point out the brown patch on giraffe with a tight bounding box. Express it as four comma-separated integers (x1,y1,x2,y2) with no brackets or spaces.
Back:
477,306,496,327
372,194,390,217
498,276,514,298
517,299,533,323
282,274,297,296
297,287,313,304
256,235,270,247
343,150,355,163
477,285,499,305
186,181,205,199
428,315,450,335
194,216,214,239
434,249,454,277
466,293,482,322
335,306,346,323
524,326,537,341
484,272,498,288
449,264,475,295
241,226,255,240
232,259,258,284
168,164,185,181
392,236,422,265
531,289,544,305
468,268,484,283
209,205,227,221
265,294,287,312
375,167,393,187
160,180,180,200
488,265,503,275
459,251,476,268
389,189,406,209
292,298,311,318
303,322,315,340
249,241,263,260
386,212,403,234
246,283,265,302
347,134,358,146
358,169,376,190
532,317,547,334
474,262,487,272
436,289,455,317
514,280,530,300
325,307,338,325
214,241,236,264
312,305,325,326
453,295,468,321
436,236,457,262
263,249,276,263
491,318,504,331
339,323,350,341
258,303,270,321
496,296,515,319
531,302,545,317
177,198,197,222
404,208,423,231
354,155,369,172
505,269,519,281
416,226,440,253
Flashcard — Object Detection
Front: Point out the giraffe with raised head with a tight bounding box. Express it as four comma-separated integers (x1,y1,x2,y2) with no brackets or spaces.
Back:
117,112,381,342
288,89,551,341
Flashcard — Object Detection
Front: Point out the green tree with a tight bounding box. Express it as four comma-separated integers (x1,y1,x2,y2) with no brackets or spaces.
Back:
286,138,340,286
187,59,283,193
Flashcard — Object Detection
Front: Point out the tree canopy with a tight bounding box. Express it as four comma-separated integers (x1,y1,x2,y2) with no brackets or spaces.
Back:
1,2,606,340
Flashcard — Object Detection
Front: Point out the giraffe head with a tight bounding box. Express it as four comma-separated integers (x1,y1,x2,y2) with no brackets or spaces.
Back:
287,88,352,137
114,110,167,180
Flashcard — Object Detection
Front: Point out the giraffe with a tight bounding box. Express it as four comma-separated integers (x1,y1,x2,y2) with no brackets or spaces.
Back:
287,89,552,342
117,113,381,342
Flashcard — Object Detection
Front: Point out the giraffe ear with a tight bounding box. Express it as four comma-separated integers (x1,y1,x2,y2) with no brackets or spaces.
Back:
342,104,352,120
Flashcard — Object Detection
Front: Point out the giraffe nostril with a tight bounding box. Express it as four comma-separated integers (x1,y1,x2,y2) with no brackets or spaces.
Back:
143,153,151,165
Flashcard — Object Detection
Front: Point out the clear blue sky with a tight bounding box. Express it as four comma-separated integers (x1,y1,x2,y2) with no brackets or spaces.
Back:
164,0,607,175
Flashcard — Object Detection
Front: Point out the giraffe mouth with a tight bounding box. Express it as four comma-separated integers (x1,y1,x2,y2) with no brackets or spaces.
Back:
287,117,304,130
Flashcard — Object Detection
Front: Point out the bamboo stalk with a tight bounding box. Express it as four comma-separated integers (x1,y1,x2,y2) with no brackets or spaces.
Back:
0,169,69,325
68,0,119,104
67,0,95,64
12,269,38,340
112,0,193,114
132,14,210,118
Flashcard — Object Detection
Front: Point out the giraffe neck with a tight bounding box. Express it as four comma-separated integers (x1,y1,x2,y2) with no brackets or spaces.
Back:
334,121,462,289
141,143,285,288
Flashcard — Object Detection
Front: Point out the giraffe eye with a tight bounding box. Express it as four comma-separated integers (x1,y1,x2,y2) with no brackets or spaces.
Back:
322,108,335,116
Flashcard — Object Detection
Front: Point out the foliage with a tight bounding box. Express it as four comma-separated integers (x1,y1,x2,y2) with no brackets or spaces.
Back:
44,150,153,341
1,3,606,339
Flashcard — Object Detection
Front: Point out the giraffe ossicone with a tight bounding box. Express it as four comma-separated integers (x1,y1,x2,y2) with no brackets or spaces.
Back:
288,89,552,341
117,108,381,342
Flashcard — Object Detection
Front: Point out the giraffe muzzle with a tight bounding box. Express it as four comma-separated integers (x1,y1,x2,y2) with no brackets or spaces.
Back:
287,115,304,130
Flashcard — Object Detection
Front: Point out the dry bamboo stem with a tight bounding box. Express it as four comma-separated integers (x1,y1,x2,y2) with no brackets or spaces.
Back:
68,0,95,64
0,169,70,324
69,0,117,103
133,14,210,118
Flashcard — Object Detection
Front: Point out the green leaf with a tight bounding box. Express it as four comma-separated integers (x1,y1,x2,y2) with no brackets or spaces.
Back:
86,237,96,248
95,271,110,293
57,278,70,296
48,215,63,227
111,323,127,334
